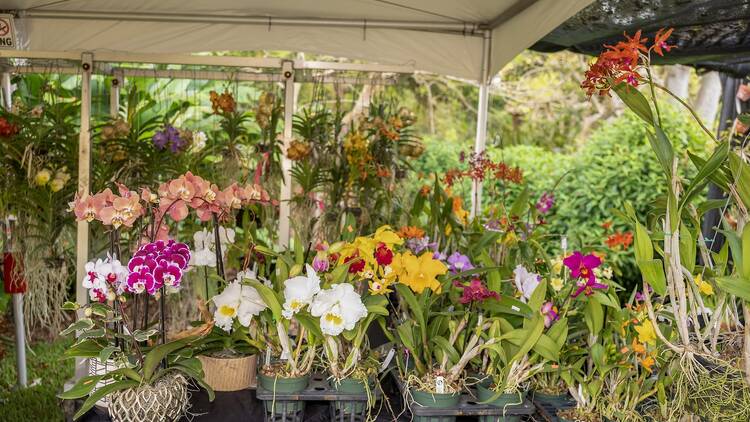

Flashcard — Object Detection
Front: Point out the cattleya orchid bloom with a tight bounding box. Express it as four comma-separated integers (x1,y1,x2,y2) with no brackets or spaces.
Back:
446,252,473,274
456,278,498,304
398,251,448,293
310,283,368,336
514,264,540,302
541,302,559,327
211,279,267,332
563,251,607,297
281,264,321,319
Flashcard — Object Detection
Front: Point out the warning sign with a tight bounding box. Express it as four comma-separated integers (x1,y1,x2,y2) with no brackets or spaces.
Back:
0,15,16,49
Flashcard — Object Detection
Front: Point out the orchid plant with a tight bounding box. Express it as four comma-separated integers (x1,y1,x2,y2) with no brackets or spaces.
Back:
582,27,750,419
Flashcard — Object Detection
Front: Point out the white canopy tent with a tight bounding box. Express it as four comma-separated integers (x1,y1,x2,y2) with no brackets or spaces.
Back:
0,0,592,385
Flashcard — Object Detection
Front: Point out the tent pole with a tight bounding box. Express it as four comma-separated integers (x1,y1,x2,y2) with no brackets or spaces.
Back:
2,72,26,389
110,69,121,117
470,31,492,219
278,61,295,248
74,53,93,380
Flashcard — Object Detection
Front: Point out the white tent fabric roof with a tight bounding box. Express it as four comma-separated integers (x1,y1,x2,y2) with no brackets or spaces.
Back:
2,0,592,80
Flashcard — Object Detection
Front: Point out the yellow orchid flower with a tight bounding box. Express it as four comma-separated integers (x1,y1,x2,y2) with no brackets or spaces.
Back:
635,320,656,346
550,277,564,292
373,225,404,247
398,251,448,293
694,274,714,296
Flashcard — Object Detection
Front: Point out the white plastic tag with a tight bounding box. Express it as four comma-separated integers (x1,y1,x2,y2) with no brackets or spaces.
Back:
435,376,445,394
265,348,272,365
380,348,395,372
511,305,520,312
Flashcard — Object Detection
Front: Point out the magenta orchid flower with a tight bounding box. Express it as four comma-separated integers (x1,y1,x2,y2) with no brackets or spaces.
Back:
457,278,499,304
127,267,156,294
563,251,601,282
564,251,607,297
154,262,182,289
126,240,191,295
541,301,559,327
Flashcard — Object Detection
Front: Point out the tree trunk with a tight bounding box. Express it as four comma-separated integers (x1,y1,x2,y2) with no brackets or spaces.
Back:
665,64,691,102
692,71,721,131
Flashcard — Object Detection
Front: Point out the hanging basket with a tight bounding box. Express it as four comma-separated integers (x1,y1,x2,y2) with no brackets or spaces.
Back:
107,372,189,422
198,354,257,391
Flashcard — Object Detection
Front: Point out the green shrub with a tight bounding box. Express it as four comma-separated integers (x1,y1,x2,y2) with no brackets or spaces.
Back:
487,105,710,289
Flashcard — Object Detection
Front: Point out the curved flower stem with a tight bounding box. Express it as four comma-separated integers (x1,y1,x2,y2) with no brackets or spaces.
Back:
653,82,719,143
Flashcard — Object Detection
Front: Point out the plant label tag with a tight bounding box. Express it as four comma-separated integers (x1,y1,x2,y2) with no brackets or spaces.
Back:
380,348,395,372
435,376,445,394
511,305,520,312
561,236,568,252
265,348,272,365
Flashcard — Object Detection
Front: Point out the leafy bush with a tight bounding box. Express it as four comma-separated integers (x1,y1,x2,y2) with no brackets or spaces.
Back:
487,106,710,289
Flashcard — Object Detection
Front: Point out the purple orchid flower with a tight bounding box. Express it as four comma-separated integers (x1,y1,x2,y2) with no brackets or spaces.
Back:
447,252,474,274
535,192,555,214
433,250,447,261
152,125,185,153
541,302,559,327
312,254,330,272
406,236,437,254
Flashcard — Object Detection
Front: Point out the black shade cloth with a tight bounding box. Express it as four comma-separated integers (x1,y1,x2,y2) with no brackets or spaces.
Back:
530,0,750,77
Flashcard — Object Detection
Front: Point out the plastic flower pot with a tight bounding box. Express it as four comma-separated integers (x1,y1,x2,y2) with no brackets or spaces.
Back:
258,373,310,420
532,390,573,408
197,354,257,391
330,377,374,419
410,388,461,422
476,384,525,422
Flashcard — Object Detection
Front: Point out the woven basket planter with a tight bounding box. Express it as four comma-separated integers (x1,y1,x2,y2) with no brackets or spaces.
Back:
197,354,257,391
107,372,189,422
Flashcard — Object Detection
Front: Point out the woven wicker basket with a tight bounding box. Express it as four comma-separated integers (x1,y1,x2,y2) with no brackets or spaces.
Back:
198,354,257,391
108,372,189,422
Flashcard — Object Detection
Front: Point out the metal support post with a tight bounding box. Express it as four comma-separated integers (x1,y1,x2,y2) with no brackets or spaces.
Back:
110,70,121,117
470,31,492,219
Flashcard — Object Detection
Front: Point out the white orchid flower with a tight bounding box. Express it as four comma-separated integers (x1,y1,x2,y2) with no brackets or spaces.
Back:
219,226,236,245
310,283,368,336
237,285,267,326
514,264,540,303
190,247,216,267
281,264,321,319
212,281,242,332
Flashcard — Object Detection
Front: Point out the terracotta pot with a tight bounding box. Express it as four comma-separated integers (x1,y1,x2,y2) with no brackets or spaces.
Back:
197,354,257,391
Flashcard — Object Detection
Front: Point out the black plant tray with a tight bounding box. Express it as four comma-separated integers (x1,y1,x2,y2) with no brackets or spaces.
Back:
530,396,576,422
256,373,381,402
408,390,535,417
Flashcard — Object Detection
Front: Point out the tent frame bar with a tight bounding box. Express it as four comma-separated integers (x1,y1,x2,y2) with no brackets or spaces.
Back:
0,50,415,74
2,64,400,85
20,9,487,36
